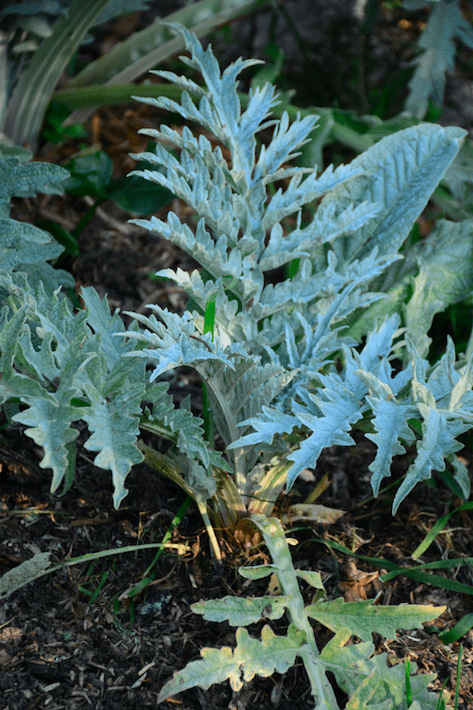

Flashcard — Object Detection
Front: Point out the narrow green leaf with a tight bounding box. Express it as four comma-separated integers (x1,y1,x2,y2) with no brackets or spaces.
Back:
438,615,473,644
238,564,279,580
295,569,325,590
3,0,111,149
412,502,473,560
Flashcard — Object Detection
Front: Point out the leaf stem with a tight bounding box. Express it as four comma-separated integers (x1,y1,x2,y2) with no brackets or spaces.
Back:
252,515,340,709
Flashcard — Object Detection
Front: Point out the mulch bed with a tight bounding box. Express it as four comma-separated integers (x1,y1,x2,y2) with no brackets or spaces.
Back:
1,425,473,709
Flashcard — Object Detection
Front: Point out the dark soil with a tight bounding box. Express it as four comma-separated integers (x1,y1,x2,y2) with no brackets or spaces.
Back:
2,2,473,709
2,422,473,709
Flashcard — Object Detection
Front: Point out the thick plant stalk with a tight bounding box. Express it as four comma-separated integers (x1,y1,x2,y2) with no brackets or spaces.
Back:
247,460,292,517
251,515,340,709
212,468,247,528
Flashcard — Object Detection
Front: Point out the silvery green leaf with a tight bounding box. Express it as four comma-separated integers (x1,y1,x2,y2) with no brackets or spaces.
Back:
253,111,318,183
32,283,90,361
404,219,473,357
239,564,278,580
0,216,50,248
229,406,299,448
307,199,383,246
307,597,443,641
405,0,473,118
258,221,312,272
365,395,418,497
0,303,62,402
0,552,52,601
422,337,460,404
263,161,364,230
156,269,254,343
392,404,469,513
17,325,60,383
122,306,241,380
286,393,364,490
285,317,401,488
447,454,471,498
448,357,473,412
81,377,144,508
320,123,466,265
129,29,473,514
205,358,295,479
132,147,243,247
142,381,229,472
0,156,68,205
192,595,289,626
0,303,28,358
157,624,305,702
80,286,138,367
175,454,217,501
259,250,397,331
348,216,473,347
133,212,262,302
12,385,83,493
295,569,325,590
142,335,234,381
156,25,270,188
0,354,57,405
0,155,72,288
321,635,441,709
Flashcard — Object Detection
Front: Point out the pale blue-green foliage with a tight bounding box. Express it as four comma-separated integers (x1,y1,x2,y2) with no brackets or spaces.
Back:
0,153,220,507
404,0,473,118
129,25,472,511
0,155,74,289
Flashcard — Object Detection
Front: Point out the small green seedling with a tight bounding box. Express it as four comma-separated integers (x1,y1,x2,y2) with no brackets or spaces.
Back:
159,514,447,710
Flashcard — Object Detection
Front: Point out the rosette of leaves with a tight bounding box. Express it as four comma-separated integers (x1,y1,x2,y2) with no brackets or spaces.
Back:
2,26,473,557
121,25,473,529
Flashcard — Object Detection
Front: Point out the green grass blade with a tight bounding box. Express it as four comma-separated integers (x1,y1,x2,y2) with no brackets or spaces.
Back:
439,616,473,644
405,658,413,707
52,83,183,110
314,538,473,595
382,570,473,595
67,0,271,88
412,502,473,560
128,494,193,598
87,568,111,606
0,542,190,601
